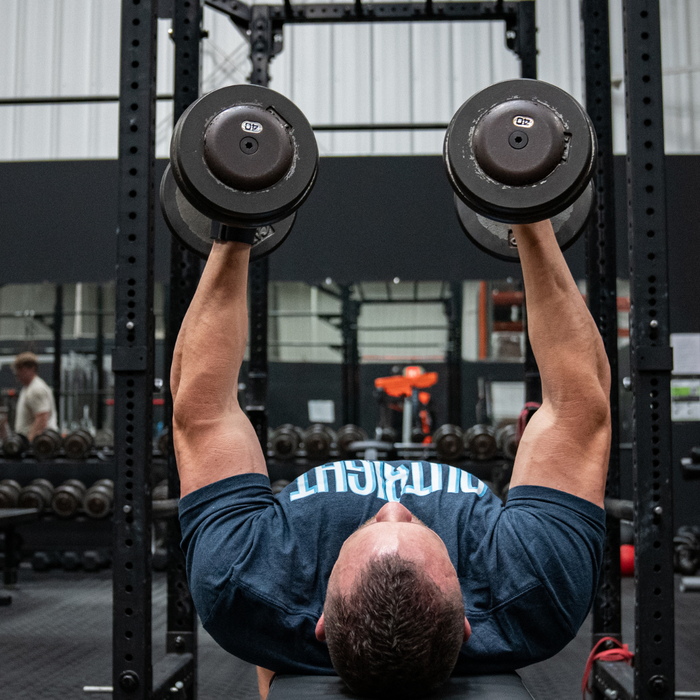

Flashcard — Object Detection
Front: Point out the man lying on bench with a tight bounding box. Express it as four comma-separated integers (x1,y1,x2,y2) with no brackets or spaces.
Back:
173,219,610,699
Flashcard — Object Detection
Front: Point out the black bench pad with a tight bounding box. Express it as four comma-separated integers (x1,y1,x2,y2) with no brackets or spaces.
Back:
268,673,534,699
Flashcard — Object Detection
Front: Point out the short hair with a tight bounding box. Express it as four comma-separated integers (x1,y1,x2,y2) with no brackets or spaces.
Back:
324,553,465,699
14,352,39,371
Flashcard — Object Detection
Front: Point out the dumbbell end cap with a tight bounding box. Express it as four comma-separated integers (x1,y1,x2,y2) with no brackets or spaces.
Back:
203,105,294,192
473,100,565,187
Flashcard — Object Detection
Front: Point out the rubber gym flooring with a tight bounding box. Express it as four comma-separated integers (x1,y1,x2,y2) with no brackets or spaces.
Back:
1,570,698,699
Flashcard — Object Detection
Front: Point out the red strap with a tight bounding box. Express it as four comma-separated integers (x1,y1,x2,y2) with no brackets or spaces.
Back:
581,637,634,699
516,402,541,441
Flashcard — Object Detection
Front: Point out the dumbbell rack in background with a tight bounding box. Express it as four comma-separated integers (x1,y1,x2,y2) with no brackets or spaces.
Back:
0,451,168,571
266,421,518,501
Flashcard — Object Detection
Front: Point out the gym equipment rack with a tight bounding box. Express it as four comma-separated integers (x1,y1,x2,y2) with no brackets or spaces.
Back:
109,1,677,699
585,2,675,700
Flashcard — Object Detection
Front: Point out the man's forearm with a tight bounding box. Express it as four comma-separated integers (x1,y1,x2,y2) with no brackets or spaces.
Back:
512,221,610,410
172,241,251,420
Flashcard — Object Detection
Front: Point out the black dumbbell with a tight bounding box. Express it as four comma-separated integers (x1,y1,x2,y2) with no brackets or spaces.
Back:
0,479,22,508
94,478,115,489
32,428,63,460
94,428,114,449
496,424,519,460
2,433,29,458
63,429,94,459
156,427,170,456
411,427,429,444
18,478,54,510
51,479,87,518
433,424,465,462
83,479,114,519
303,424,336,462
336,424,369,457
162,84,318,260
271,479,291,496
270,424,303,461
82,549,110,572
444,79,597,261
152,546,168,572
376,426,397,444
152,479,168,501
61,551,81,571
464,425,498,461
674,526,700,576
31,551,61,572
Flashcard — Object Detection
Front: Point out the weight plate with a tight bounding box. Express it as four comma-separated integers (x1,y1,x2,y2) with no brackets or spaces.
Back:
160,163,296,261
444,79,596,224
171,84,319,228
454,180,595,262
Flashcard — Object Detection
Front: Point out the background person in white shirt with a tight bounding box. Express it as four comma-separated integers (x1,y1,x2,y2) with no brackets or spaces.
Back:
13,352,58,440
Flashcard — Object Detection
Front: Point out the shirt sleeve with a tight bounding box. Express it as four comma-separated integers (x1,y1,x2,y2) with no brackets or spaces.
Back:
499,485,606,637
178,473,277,629
178,473,333,674
26,382,53,416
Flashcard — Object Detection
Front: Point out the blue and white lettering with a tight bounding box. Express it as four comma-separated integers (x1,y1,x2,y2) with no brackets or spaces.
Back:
289,471,319,502
447,466,460,494
404,462,431,497
460,470,488,496
347,460,376,496
404,462,442,496
287,461,486,501
430,462,443,493
374,461,387,501
315,461,348,493
384,463,410,502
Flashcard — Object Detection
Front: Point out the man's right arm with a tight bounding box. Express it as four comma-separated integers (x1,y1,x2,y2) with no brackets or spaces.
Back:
28,411,49,441
171,240,267,497
508,220,611,507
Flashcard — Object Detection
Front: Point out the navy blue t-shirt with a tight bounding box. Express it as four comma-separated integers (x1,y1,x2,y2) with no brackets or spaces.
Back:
179,460,605,675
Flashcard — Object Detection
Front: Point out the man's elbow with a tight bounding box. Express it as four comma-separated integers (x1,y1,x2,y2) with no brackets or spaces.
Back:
172,396,195,435
596,340,612,396
172,394,233,437
593,395,612,431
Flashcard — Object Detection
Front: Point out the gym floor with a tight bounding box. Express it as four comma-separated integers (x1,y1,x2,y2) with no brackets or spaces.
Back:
1,570,698,699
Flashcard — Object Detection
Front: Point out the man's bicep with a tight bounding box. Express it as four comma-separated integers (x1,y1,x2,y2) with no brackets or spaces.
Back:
174,409,267,497
509,402,611,507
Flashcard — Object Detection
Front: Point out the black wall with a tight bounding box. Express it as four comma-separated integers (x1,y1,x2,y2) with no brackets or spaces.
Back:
1,155,698,288
0,155,624,285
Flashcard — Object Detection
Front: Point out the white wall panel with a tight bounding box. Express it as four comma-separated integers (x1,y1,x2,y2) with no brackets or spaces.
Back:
0,0,121,160
328,24,374,154
0,0,699,160
658,0,700,153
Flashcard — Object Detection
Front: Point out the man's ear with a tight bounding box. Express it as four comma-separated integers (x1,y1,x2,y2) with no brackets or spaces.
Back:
464,617,472,642
315,613,326,642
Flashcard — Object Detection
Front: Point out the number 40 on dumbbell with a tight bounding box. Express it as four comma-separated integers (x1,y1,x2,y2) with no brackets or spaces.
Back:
161,84,319,261
444,79,597,261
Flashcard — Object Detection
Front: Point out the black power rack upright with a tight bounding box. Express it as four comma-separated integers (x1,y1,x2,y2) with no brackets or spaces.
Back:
582,2,675,700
